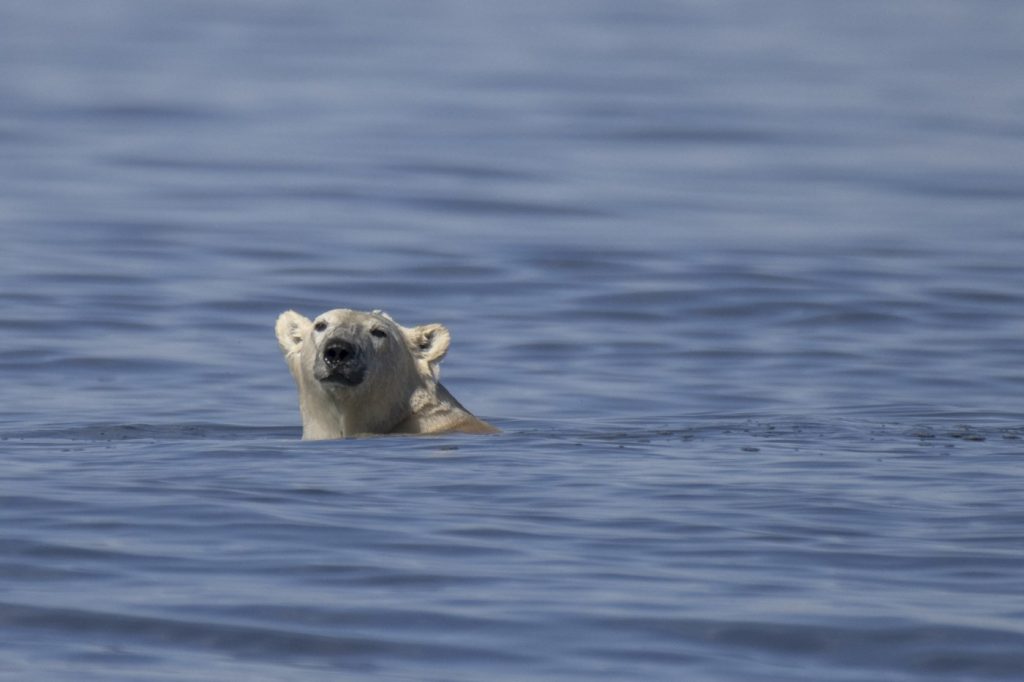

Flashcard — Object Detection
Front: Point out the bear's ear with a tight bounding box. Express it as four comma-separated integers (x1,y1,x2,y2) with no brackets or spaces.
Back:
275,310,312,357
409,323,451,366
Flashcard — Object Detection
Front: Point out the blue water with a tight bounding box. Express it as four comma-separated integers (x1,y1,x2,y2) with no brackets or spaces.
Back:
3,1,1024,680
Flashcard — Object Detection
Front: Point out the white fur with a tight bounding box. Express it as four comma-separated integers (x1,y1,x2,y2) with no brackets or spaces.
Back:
275,308,497,440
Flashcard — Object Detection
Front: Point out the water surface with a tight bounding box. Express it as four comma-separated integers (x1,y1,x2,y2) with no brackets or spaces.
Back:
2,1,1023,680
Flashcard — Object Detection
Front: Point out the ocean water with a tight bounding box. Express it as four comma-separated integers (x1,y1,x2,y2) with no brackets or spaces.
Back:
2,1,1024,680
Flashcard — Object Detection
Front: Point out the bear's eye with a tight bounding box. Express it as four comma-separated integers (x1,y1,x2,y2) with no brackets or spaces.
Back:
314,321,327,333
370,328,387,339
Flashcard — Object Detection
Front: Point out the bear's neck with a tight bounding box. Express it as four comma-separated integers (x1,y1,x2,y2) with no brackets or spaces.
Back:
297,383,347,440
341,393,417,437
298,378,479,440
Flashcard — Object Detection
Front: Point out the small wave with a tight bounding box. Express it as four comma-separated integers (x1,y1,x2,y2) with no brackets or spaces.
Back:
4,423,298,442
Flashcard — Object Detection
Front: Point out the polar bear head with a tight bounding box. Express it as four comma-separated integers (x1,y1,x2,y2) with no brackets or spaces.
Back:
276,308,450,388
275,308,462,439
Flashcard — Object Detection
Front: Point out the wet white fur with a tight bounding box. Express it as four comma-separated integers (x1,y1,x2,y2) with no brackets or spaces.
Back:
275,308,497,440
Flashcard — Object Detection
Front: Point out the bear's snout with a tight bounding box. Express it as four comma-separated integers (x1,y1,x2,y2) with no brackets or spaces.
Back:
323,339,355,367
314,337,367,386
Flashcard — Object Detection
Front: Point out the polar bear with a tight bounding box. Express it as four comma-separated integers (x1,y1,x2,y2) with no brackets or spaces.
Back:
275,308,498,440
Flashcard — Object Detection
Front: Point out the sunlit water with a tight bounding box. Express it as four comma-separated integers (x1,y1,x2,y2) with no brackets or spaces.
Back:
2,2,1023,680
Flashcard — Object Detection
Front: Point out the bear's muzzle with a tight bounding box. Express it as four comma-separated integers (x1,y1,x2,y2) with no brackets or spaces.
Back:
314,338,367,386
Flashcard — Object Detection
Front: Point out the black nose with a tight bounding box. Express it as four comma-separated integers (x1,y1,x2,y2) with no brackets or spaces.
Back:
323,340,355,367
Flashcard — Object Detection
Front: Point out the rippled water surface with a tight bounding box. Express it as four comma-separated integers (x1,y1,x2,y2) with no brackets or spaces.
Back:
2,1,1024,680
